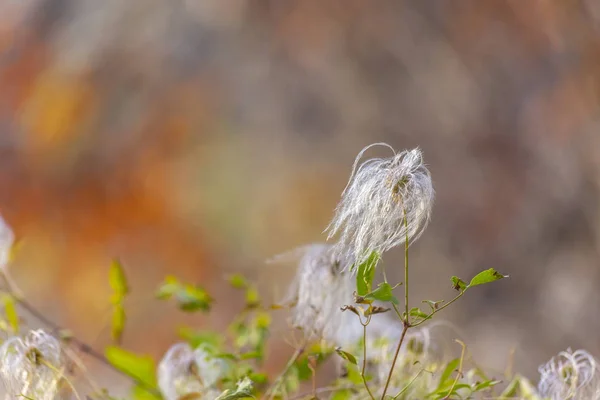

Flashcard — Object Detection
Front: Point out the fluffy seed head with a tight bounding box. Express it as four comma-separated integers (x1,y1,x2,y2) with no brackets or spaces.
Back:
538,348,600,400
158,342,227,400
276,243,359,346
326,144,434,269
0,330,64,400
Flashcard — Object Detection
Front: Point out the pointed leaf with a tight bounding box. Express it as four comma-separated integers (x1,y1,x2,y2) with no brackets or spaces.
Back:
335,348,357,365
227,274,248,289
111,304,126,342
109,259,129,300
364,282,399,304
3,296,18,332
451,276,467,292
356,251,380,296
105,346,156,388
468,268,508,288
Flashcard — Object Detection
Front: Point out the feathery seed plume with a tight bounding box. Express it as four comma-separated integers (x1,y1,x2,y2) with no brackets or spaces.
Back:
276,243,360,346
326,144,434,269
158,342,227,400
0,330,64,400
538,348,600,400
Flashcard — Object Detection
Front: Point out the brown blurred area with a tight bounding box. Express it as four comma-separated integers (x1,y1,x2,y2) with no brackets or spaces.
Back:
2,0,600,389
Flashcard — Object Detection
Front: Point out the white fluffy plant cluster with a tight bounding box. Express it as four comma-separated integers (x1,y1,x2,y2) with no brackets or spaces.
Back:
157,342,228,400
278,145,434,344
0,329,66,400
271,143,512,399
537,348,600,400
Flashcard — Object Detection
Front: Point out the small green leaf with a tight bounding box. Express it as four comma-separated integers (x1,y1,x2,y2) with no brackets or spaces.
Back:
176,286,213,312
132,384,162,400
155,276,179,300
105,346,156,388
438,358,460,387
254,311,271,329
451,276,467,292
364,282,399,305
245,286,260,308
3,296,18,332
473,379,501,391
109,259,129,300
228,274,248,289
335,348,357,365
356,251,380,296
332,389,353,400
422,299,444,311
215,377,253,400
408,307,430,320
111,304,126,342
468,268,508,288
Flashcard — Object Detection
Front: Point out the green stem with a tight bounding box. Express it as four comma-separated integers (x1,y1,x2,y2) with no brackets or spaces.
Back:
392,368,426,399
266,345,305,400
380,323,409,399
410,291,466,328
403,208,409,323
360,316,376,400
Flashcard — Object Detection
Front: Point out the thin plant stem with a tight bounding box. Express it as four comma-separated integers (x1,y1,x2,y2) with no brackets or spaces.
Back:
266,344,305,400
380,323,409,399
403,208,409,322
443,339,466,400
360,315,376,400
40,360,81,400
392,368,427,399
410,291,465,328
381,209,411,400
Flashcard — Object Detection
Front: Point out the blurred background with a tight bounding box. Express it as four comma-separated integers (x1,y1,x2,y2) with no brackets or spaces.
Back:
1,0,600,392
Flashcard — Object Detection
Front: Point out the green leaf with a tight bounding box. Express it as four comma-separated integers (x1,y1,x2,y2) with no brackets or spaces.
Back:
335,348,357,365
109,259,129,300
3,296,18,333
105,346,156,388
422,299,444,311
364,282,399,304
408,307,430,320
438,358,460,387
228,274,248,289
331,389,353,400
356,251,380,296
468,268,508,288
473,379,501,391
245,286,260,308
155,276,179,299
176,286,213,312
111,304,126,342
254,311,271,329
132,385,161,400
451,276,467,292
215,377,253,400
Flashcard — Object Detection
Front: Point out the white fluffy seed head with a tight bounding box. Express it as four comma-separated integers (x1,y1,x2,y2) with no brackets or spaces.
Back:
0,330,64,400
326,144,434,269
278,243,360,347
538,348,600,400
158,342,228,400
0,214,14,269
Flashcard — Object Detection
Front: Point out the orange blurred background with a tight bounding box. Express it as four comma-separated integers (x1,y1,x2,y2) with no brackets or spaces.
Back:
2,0,600,391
